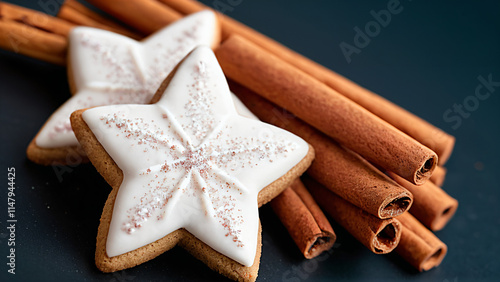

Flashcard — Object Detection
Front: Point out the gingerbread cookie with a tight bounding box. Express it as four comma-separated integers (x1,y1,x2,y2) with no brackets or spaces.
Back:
70,46,314,281
27,10,220,165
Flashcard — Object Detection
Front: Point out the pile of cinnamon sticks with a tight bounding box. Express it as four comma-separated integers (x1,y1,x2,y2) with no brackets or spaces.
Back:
0,0,458,273
0,0,141,65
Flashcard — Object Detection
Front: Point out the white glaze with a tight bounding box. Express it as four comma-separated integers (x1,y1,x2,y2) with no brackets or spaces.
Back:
82,47,309,266
36,10,218,148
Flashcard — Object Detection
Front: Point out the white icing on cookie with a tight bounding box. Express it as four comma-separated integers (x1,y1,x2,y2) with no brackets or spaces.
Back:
82,47,309,266
36,10,218,148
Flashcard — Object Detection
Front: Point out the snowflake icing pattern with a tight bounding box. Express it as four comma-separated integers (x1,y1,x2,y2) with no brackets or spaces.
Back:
83,47,308,266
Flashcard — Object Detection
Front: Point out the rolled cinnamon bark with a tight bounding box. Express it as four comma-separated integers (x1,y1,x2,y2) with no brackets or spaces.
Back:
0,2,74,37
430,166,447,187
230,81,413,219
85,0,182,35
395,213,447,271
159,0,455,165
271,179,336,259
304,177,401,254
0,20,67,65
388,172,458,231
57,0,142,39
217,36,437,185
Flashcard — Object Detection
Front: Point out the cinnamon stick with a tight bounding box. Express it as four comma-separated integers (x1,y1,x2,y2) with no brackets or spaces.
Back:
430,166,447,187
388,172,458,231
230,81,413,219
0,2,74,37
395,213,447,271
58,0,142,40
304,177,401,254
159,0,455,165
217,36,437,185
84,0,182,34
270,179,336,259
0,19,67,65
0,2,143,65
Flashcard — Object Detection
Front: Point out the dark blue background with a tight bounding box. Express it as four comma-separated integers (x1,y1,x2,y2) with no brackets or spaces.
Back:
1,0,499,281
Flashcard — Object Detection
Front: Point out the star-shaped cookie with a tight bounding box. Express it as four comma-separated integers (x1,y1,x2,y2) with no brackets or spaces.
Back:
27,10,220,165
70,46,314,281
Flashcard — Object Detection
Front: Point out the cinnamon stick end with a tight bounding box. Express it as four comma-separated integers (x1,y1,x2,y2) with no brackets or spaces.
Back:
415,155,438,185
429,166,447,187
372,219,401,254
303,231,336,259
379,194,413,219
430,199,459,231
419,243,448,272
438,135,455,165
